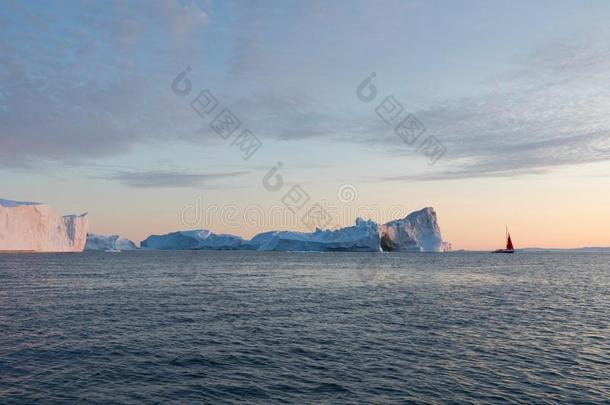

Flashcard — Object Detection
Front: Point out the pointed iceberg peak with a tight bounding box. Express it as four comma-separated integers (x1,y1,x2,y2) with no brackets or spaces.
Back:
404,206,437,220
380,207,443,252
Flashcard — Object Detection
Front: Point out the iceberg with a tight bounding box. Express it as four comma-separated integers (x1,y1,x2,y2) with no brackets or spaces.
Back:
379,207,444,252
139,207,447,252
85,234,138,251
0,199,88,252
248,218,381,251
140,230,246,250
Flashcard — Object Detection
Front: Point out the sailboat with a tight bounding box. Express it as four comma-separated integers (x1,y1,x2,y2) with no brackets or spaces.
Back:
492,227,515,253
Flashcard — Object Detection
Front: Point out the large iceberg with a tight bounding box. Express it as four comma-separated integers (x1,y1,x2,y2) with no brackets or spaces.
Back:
379,207,444,252
85,234,138,251
248,218,381,251
0,199,89,252
139,207,447,252
140,230,246,250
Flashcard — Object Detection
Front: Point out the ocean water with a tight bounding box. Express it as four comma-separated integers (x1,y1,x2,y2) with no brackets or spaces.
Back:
0,251,608,404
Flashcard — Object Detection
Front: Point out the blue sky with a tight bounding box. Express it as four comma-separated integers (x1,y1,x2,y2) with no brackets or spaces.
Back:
2,0,610,248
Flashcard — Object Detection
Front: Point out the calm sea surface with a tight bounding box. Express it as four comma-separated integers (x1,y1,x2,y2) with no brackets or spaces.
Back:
0,251,608,403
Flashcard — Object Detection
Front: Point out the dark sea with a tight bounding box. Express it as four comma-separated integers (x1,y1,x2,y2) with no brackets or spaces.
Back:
0,251,608,404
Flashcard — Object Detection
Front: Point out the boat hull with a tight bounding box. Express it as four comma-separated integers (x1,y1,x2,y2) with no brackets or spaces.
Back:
492,249,514,254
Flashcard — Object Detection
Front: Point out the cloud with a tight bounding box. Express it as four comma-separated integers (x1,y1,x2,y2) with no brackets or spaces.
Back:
221,32,610,183
109,170,248,188
226,0,423,80
512,36,610,83
229,93,344,140
153,0,209,40
0,1,212,169
380,132,610,181
3,2,610,185
367,37,610,180
214,33,610,183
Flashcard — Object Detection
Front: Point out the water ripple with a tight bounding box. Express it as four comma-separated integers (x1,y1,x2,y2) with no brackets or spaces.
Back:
0,251,609,403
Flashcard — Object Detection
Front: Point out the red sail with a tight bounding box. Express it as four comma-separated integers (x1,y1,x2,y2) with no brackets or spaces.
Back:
506,234,514,250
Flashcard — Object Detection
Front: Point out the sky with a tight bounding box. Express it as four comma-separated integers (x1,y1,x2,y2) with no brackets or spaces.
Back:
2,0,610,250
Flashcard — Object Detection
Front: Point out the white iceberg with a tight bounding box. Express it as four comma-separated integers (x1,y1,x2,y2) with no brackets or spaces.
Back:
140,230,246,250
248,218,381,251
139,207,447,252
85,234,138,251
0,198,88,252
379,207,444,252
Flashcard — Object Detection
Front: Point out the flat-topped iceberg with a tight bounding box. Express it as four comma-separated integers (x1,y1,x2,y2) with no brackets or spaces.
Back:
85,234,138,251
0,198,88,252
141,230,246,250
139,207,447,252
0,199,41,208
